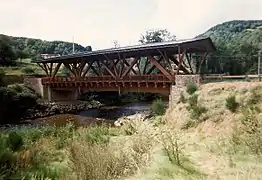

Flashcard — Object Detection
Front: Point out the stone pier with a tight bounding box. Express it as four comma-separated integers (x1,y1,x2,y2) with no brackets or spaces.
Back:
24,76,79,101
169,75,200,108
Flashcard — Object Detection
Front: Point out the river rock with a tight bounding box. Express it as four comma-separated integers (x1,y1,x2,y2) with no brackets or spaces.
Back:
24,100,103,120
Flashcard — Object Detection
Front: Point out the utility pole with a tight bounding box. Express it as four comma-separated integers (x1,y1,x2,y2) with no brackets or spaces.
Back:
258,50,262,82
72,36,75,54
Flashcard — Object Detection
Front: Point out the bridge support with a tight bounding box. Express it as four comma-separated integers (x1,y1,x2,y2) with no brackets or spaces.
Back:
169,75,200,108
43,86,79,101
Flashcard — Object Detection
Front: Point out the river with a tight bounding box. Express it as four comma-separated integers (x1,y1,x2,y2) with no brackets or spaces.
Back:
23,101,154,127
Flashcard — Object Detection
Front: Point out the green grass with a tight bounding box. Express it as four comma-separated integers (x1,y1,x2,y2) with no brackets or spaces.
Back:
1,59,44,75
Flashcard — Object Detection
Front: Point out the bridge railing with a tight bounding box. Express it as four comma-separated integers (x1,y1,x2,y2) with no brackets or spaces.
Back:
41,74,174,84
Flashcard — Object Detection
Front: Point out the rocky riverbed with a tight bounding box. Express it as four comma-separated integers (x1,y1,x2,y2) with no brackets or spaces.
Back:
23,100,103,120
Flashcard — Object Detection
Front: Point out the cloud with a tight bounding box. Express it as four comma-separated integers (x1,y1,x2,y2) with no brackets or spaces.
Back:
0,0,261,49
151,0,262,39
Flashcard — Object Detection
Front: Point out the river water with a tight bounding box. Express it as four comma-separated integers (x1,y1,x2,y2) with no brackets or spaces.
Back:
0,101,166,129
24,101,154,127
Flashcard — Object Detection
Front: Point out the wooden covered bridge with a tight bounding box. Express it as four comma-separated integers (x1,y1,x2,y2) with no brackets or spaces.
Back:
32,37,216,101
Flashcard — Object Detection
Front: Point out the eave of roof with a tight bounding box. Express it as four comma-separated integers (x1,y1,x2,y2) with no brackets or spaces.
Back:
33,37,216,63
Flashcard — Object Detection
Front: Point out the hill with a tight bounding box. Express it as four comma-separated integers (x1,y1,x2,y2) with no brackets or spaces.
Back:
198,20,262,75
0,34,91,60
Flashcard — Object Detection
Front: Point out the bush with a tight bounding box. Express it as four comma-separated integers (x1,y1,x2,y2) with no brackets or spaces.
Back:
7,132,23,151
226,95,239,112
232,106,262,154
152,99,165,116
22,67,36,75
188,94,198,107
186,82,198,95
161,131,182,165
0,85,38,124
179,92,186,103
0,69,5,87
69,136,152,180
84,125,110,145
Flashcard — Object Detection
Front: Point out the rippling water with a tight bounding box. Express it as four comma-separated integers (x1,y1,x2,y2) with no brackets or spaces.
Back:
28,101,153,127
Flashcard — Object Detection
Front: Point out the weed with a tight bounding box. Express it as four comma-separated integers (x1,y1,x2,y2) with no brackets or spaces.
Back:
152,99,166,116
7,131,23,151
232,106,262,155
179,92,186,103
186,82,198,95
84,125,110,145
161,131,182,166
226,95,239,112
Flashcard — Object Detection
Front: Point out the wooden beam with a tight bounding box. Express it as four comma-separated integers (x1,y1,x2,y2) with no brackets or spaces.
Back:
100,60,117,79
123,59,137,75
63,63,76,76
52,62,62,77
198,52,207,74
142,58,150,74
82,60,95,77
146,56,163,74
176,47,187,75
37,63,48,75
185,53,194,73
121,58,139,78
148,56,172,80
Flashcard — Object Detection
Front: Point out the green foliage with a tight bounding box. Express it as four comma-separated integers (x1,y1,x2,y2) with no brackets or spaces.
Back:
0,69,5,86
0,35,16,66
152,99,166,116
188,94,198,107
226,95,239,112
179,92,186,103
0,85,38,124
54,123,75,149
0,34,91,62
139,29,176,44
199,20,262,75
161,132,182,166
84,125,110,145
183,94,207,129
186,83,198,95
232,106,262,155
7,132,23,151
22,67,36,75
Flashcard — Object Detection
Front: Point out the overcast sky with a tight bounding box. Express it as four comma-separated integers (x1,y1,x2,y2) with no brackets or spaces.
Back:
0,0,262,49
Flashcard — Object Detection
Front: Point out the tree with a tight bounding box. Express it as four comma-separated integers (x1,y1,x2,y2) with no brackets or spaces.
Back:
139,29,176,44
138,29,176,74
0,35,16,66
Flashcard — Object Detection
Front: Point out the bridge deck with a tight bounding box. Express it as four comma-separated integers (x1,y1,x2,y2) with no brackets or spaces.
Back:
42,74,174,84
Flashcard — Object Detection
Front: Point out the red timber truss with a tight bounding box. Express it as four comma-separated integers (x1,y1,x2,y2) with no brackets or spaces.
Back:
34,37,216,95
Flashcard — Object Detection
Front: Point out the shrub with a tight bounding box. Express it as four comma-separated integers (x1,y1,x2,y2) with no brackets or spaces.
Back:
186,82,198,95
179,92,186,103
69,135,152,180
184,94,207,129
226,95,239,112
152,99,166,116
188,94,198,107
84,125,110,145
190,106,207,119
7,132,23,151
161,131,182,166
0,86,38,124
232,106,262,155
0,69,5,87
22,67,36,75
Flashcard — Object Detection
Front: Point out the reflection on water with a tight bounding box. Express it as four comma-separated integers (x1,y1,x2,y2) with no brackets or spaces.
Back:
29,101,154,127
79,101,152,120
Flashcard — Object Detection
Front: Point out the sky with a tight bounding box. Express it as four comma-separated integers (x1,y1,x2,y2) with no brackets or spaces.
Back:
0,0,262,50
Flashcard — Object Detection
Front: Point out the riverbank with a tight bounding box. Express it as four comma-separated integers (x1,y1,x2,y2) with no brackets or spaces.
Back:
23,100,103,120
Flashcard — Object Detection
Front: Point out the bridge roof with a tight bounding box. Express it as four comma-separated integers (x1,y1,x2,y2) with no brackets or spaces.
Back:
33,37,216,63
